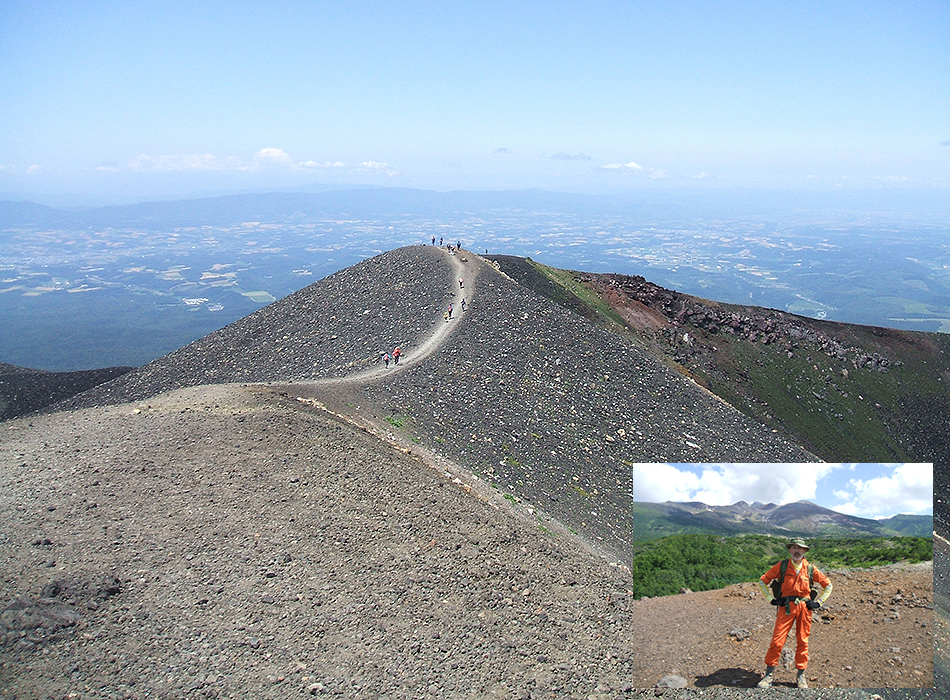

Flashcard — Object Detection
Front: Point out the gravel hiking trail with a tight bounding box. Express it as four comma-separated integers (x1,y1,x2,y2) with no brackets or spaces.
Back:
305,247,475,387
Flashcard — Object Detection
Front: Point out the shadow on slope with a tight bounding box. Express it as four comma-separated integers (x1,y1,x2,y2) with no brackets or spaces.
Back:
0,363,133,421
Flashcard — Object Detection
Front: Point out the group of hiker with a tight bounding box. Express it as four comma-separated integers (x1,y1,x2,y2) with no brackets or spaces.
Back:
383,242,471,365
444,295,468,322
430,236,463,251
379,346,401,368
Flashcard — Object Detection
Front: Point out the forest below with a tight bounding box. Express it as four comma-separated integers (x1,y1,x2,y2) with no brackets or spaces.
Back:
629,533,933,598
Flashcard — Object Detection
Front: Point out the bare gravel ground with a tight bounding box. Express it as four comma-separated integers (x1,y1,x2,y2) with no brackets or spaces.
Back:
0,384,936,699
1,386,636,699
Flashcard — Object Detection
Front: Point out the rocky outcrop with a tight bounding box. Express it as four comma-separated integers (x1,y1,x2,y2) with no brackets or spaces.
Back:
589,273,902,372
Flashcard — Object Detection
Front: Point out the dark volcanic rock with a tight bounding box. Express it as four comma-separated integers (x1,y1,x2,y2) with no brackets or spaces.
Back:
0,363,133,421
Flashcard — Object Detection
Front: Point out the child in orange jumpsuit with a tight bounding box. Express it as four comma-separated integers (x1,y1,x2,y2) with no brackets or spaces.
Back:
756,538,832,689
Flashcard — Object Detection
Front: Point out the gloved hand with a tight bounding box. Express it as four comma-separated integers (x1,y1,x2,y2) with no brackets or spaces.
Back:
770,597,784,606
806,600,821,610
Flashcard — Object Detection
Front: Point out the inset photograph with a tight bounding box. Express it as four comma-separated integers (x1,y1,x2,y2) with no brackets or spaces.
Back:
628,462,933,690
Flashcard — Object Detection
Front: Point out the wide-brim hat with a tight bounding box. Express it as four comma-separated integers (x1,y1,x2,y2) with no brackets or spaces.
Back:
786,538,810,550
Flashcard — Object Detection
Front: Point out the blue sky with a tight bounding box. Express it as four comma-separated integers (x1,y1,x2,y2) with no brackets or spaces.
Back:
630,463,933,520
1,1,948,202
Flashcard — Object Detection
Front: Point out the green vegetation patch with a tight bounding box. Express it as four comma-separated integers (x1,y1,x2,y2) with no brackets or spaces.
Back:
526,260,627,327
629,534,932,599
384,413,408,429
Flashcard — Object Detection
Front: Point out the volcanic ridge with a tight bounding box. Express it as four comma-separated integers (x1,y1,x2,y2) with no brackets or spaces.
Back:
0,245,939,699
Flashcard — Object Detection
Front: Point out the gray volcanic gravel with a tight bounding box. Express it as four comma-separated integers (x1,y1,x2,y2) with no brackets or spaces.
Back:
0,386,935,699
4,386,637,699
54,245,814,564
5,245,940,699
349,250,815,561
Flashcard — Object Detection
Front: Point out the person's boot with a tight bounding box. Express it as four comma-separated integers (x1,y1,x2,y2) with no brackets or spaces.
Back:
796,669,808,688
756,667,775,688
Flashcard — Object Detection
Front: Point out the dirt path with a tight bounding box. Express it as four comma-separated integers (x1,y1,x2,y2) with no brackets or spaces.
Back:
391,249,474,372
310,247,477,386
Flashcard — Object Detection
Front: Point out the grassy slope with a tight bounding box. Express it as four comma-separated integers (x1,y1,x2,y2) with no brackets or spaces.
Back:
694,317,950,464
492,255,949,467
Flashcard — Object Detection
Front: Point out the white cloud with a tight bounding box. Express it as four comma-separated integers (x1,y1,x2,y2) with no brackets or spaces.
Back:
299,160,345,169
649,169,669,180
830,463,933,518
630,463,700,502
120,149,347,174
696,463,840,505
632,462,844,506
254,147,294,165
27,164,42,174
359,160,398,177
129,153,224,172
601,161,643,171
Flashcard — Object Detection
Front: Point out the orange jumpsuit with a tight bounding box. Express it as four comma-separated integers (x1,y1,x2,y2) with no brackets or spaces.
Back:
759,558,831,669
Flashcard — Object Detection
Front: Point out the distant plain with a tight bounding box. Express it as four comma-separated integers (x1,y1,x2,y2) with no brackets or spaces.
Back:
1,189,948,370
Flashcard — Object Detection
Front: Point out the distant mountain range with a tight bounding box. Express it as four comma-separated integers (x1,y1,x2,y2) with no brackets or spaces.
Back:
0,188,630,229
631,499,932,541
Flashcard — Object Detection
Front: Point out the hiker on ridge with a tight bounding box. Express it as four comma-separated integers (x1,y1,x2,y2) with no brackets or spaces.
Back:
756,538,833,689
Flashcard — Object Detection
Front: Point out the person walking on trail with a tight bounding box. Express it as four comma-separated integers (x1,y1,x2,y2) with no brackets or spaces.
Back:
381,352,390,367
756,538,833,689
392,347,401,365
459,277,464,289
460,297,467,311
447,303,453,319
